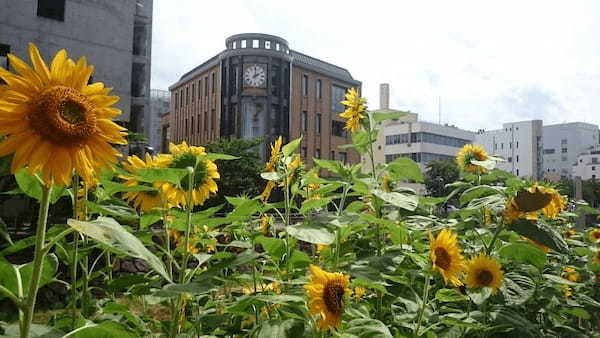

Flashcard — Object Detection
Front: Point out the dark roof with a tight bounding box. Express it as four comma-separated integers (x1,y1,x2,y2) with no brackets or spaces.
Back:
290,50,357,83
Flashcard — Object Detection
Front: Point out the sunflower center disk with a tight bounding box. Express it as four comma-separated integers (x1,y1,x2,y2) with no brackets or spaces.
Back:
323,284,345,315
514,190,553,212
170,152,209,190
477,269,493,286
29,86,96,146
434,248,451,270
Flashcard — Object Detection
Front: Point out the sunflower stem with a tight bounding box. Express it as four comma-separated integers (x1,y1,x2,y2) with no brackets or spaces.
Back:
415,275,431,337
170,167,195,338
21,185,52,338
71,174,79,325
485,223,504,256
334,184,349,269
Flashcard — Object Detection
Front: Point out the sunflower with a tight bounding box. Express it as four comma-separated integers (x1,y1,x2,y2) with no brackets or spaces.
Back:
562,284,572,299
259,136,283,202
119,153,169,212
562,267,579,283
564,229,577,239
259,215,271,234
339,88,366,133
429,229,466,286
316,244,329,254
0,43,127,186
285,153,303,185
465,254,504,294
504,183,566,224
304,265,351,331
353,286,366,301
160,142,219,207
589,228,600,242
455,144,488,173
382,173,392,192
594,249,600,265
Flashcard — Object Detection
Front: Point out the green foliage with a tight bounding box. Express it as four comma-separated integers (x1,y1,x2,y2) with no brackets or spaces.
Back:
424,160,459,197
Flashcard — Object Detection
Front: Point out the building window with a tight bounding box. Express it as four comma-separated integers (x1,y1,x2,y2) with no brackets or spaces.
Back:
265,41,271,49
204,76,208,96
185,87,189,105
315,148,321,159
561,139,567,145
301,111,307,131
332,120,346,137
211,73,216,93
316,79,322,99
132,24,148,56
339,152,347,164
593,166,596,171
37,0,65,21
252,39,259,48
198,80,202,97
516,141,519,148
543,149,555,154
561,148,567,153
508,157,512,163
315,113,321,134
232,41,237,49
561,155,568,161
301,147,307,159
501,143,504,150
241,40,247,48
509,142,512,149
175,92,179,110
593,174,596,180
331,85,347,112
131,63,146,97
516,155,519,162
191,116,194,136
302,75,308,96
516,169,519,176
592,157,598,164
191,83,195,102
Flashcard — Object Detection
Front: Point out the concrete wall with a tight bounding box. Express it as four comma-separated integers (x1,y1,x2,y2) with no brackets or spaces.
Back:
474,120,543,179
573,150,600,180
542,122,599,179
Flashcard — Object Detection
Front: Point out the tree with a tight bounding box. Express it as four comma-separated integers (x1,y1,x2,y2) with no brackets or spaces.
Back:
204,138,264,209
424,160,459,197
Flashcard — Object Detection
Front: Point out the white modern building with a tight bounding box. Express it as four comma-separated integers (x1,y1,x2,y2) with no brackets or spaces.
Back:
474,120,544,179
572,145,600,180
542,122,600,180
371,84,475,171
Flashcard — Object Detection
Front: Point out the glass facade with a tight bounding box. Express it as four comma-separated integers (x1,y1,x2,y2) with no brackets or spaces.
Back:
385,152,454,164
385,132,470,148
331,85,347,112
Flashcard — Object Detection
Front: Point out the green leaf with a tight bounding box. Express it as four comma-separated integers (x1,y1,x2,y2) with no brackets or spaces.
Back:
371,189,418,211
387,157,424,182
261,172,282,181
282,136,302,157
0,217,12,245
67,217,171,282
106,275,152,292
299,197,332,213
561,307,591,320
251,319,305,338
203,153,240,160
499,243,547,269
101,180,156,196
0,323,63,338
459,185,503,206
286,224,334,245
508,219,569,253
0,154,12,177
14,169,66,204
86,201,138,221
314,158,347,178
435,288,468,302
345,318,393,338
255,236,286,262
467,287,492,305
542,274,582,286
289,249,311,268
372,111,406,123
70,321,137,338
471,158,497,170
135,167,189,185
18,254,59,298
140,211,162,229
501,272,535,305
156,281,220,297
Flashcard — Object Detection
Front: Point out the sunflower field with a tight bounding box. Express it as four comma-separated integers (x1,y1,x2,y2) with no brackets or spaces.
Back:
0,45,600,338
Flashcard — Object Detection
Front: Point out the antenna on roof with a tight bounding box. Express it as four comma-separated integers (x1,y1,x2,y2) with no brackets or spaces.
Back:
438,96,441,124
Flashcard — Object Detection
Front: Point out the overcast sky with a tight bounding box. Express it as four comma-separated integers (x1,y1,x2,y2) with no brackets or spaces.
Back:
151,0,600,132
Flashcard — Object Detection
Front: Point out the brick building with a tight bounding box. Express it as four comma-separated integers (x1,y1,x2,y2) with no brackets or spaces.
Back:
167,33,361,165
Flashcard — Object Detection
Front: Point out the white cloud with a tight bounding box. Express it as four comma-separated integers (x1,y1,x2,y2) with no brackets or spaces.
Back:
151,0,600,131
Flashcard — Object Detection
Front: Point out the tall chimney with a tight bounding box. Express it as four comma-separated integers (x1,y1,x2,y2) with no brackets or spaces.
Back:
380,83,389,110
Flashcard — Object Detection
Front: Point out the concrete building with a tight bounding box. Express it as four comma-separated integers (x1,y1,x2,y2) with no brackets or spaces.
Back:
542,122,599,180
474,120,544,179
161,111,171,153
378,84,475,169
572,145,600,180
149,89,170,152
168,33,361,166
0,0,153,134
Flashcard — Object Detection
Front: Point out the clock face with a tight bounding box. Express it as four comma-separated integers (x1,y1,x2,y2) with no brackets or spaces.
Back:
244,64,266,87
